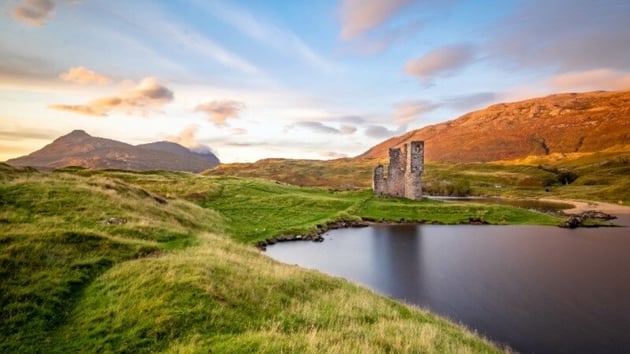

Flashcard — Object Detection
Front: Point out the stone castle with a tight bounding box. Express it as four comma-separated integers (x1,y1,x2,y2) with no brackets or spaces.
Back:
373,141,424,200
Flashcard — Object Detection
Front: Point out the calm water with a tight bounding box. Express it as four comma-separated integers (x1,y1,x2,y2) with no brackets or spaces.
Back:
267,216,630,354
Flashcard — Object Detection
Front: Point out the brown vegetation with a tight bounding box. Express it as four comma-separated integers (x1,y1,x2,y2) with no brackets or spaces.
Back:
360,90,630,162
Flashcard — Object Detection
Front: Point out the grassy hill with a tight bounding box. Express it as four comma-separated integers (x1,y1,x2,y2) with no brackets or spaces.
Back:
2,164,569,352
205,150,630,204
360,90,630,162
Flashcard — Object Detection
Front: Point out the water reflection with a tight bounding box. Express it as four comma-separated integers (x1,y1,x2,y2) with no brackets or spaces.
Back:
267,219,630,354
372,225,425,303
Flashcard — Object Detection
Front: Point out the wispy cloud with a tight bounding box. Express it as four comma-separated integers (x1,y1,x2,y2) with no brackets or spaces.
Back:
404,44,476,81
364,124,407,139
0,127,58,141
59,66,111,85
160,22,260,75
547,69,630,92
288,121,357,135
194,100,245,126
487,0,630,72
320,151,348,159
394,100,441,124
199,1,335,73
339,0,415,40
231,128,248,136
445,92,497,111
49,77,173,116
11,0,55,26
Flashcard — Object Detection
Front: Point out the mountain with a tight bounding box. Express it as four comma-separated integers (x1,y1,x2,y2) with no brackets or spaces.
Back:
137,141,220,166
6,130,220,172
360,90,630,162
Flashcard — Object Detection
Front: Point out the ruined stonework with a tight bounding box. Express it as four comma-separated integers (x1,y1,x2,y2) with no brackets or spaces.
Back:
373,141,424,200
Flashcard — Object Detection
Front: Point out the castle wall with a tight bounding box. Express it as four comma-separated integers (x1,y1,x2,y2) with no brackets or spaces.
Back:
373,140,424,200
386,147,405,197
404,141,424,200
373,165,386,195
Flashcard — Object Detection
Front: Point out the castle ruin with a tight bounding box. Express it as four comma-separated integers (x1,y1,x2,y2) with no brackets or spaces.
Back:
373,141,424,200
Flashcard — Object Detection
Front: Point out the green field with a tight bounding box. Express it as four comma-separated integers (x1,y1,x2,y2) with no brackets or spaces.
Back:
207,151,630,204
0,164,575,352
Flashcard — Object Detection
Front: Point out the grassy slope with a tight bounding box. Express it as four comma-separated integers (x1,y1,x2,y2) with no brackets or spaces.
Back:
1,166,509,353
206,151,630,204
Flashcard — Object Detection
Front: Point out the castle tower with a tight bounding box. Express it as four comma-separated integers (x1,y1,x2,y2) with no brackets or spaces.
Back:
386,147,405,197
404,141,424,200
373,165,385,195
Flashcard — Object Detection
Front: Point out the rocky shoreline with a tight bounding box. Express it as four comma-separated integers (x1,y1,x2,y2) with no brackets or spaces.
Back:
558,210,617,229
257,210,621,250
256,217,490,251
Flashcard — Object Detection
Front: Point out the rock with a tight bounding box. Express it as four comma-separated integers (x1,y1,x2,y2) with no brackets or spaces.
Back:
560,215,582,228
105,217,127,225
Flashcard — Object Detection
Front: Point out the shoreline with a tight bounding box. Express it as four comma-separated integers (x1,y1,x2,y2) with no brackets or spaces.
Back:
540,198,630,215
259,197,627,250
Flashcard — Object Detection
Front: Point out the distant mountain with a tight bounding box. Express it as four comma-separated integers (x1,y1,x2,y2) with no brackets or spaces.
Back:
6,130,220,172
360,91,630,162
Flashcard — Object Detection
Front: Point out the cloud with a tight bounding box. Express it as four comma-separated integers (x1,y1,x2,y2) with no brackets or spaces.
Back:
59,66,111,85
547,69,630,92
49,77,173,116
231,128,248,136
160,22,260,75
337,115,366,124
339,0,416,40
340,125,357,134
194,100,245,126
394,100,441,124
445,92,497,111
202,2,335,73
320,151,349,159
404,44,476,80
487,0,630,72
167,125,215,154
11,0,54,26
365,124,407,139
290,121,357,135
0,127,57,141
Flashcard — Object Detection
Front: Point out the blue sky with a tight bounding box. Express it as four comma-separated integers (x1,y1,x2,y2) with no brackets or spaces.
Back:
1,0,629,162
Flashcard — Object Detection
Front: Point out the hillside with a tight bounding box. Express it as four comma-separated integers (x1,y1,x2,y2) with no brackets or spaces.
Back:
0,165,528,352
6,130,219,172
361,90,630,162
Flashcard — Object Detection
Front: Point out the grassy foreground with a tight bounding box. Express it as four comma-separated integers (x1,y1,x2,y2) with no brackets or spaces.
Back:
0,165,567,352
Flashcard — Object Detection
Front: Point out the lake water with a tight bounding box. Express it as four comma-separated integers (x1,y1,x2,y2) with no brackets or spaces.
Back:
266,216,630,354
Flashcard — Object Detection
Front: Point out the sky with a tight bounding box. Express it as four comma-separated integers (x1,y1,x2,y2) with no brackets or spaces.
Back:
1,0,629,162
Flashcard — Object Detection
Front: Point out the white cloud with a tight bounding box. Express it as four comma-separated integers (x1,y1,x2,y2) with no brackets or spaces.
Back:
59,66,111,85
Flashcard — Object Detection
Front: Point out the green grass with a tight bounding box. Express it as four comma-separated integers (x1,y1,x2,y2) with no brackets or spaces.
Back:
1,166,512,352
206,151,630,205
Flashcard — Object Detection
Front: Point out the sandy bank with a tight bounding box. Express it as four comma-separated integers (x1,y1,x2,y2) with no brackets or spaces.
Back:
541,198,630,215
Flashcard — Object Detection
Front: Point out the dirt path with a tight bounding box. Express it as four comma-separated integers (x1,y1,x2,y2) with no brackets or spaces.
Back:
541,198,630,215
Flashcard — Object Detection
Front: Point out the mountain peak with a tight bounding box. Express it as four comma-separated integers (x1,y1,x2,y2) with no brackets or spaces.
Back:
61,130,91,140
7,130,220,172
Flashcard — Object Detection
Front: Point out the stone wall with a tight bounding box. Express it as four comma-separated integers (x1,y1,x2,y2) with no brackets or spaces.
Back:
386,147,406,197
404,141,424,200
373,164,386,195
373,140,424,200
